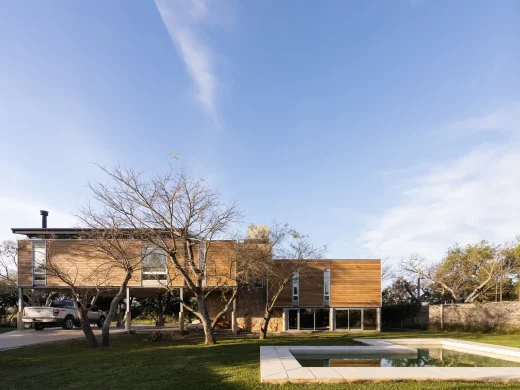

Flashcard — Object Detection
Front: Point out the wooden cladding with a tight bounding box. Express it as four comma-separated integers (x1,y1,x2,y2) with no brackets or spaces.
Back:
299,265,324,307
167,241,237,287
329,260,381,307
18,239,238,288
17,240,33,287
46,240,142,287
272,260,381,308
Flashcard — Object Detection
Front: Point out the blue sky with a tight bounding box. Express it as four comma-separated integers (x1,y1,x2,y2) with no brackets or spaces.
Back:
1,0,519,264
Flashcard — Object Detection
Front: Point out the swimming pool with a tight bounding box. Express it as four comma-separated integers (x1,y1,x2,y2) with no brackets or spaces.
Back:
260,338,520,383
293,346,520,368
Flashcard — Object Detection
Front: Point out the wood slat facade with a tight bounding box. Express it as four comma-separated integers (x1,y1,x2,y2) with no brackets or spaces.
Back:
271,259,381,308
17,240,33,286
17,239,238,289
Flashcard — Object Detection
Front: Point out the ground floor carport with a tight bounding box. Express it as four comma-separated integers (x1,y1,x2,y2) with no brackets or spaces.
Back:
16,285,239,333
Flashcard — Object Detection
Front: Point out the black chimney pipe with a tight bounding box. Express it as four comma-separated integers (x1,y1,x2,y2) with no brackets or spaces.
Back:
40,210,49,228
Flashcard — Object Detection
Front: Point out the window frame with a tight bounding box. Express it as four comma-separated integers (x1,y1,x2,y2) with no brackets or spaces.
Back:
292,272,299,307
251,278,264,288
141,247,168,283
323,268,331,307
32,240,47,286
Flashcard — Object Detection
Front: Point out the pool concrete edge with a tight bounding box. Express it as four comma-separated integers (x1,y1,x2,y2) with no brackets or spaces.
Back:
260,338,520,384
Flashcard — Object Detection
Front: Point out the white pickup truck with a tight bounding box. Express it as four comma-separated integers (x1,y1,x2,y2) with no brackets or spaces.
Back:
23,300,107,331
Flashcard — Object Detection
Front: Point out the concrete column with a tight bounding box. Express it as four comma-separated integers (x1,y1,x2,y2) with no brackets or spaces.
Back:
179,287,184,332
282,309,287,332
376,307,381,332
231,293,237,334
17,287,24,331
125,286,132,332
231,312,237,334
329,308,335,331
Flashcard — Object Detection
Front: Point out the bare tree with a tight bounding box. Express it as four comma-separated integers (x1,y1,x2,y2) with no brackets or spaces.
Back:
44,239,112,348
237,224,325,339
74,211,148,347
381,258,393,283
0,240,18,288
88,164,241,345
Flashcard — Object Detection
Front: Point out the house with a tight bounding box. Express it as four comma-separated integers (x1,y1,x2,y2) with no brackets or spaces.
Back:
12,211,381,332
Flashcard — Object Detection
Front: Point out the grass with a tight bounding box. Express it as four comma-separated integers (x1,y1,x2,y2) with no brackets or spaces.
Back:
2,330,520,389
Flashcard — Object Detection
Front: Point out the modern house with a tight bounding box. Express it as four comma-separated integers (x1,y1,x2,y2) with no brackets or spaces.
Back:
12,211,382,332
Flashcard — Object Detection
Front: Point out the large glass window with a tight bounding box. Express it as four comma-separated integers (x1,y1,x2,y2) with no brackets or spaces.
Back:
349,309,362,330
315,309,330,330
336,309,349,329
142,248,168,282
300,308,314,330
33,241,46,285
363,309,377,330
288,309,298,330
323,268,330,307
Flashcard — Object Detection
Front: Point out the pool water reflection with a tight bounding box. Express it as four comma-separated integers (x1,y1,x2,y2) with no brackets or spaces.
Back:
293,348,520,368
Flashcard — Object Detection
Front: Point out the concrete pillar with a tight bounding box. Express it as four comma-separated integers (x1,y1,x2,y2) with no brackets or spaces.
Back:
179,287,184,332
231,312,237,334
282,309,287,332
125,286,131,332
329,308,335,331
179,312,185,332
17,287,24,331
376,307,381,332
231,293,237,334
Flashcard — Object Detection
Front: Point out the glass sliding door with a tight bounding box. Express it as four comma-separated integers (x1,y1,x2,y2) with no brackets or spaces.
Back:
288,309,298,330
363,309,377,330
314,309,330,330
300,308,314,330
335,309,349,329
349,309,362,330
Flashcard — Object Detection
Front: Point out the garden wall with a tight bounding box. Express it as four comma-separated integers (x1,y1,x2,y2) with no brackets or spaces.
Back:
428,301,520,331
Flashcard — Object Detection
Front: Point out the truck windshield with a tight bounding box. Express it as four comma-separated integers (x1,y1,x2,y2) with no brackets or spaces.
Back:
50,300,74,308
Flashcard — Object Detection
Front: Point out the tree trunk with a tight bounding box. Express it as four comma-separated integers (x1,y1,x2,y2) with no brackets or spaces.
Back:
101,270,132,348
77,307,98,348
116,304,122,328
211,289,238,330
259,308,272,340
157,295,165,327
196,294,216,345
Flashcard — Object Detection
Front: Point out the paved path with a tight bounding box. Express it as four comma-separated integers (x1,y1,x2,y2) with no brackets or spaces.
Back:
0,326,131,351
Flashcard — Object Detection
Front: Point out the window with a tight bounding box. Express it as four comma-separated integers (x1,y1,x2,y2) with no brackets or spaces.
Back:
33,241,46,286
142,248,168,282
50,300,74,309
198,242,207,285
323,268,330,307
198,242,206,269
292,272,299,307
251,278,264,288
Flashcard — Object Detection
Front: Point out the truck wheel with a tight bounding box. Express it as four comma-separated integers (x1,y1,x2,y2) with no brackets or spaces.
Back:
34,323,45,331
97,316,106,328
62,315,75,330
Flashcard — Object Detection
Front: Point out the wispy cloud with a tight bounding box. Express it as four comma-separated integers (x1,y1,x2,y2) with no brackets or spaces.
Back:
360,105,520,264
155,0,220,123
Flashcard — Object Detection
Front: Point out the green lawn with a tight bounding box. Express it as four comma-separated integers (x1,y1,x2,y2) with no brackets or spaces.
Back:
2,330,520,389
